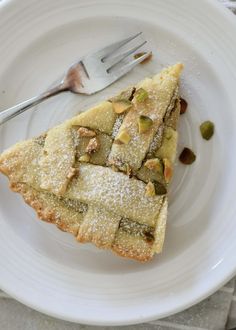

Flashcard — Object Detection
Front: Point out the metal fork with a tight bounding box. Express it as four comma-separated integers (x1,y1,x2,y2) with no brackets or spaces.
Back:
0,32,151,125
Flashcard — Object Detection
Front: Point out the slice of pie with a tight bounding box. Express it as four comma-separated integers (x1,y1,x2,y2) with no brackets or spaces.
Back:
0,63,183,262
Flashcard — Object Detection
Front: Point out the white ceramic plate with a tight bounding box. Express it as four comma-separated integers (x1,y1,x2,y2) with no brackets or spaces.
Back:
0,0,236,326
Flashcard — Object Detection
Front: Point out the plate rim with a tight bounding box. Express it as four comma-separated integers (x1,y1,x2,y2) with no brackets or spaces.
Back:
0,0,236,325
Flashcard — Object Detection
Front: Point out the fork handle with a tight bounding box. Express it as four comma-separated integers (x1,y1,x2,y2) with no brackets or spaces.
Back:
0,84,67,126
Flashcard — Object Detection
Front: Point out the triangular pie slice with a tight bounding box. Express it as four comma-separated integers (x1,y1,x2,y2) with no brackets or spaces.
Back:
0,63,183,262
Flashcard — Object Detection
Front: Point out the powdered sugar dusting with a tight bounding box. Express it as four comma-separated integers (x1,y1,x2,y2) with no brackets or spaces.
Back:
112,114,125,139
148,124,164,156
109,72,179,170
67,163,163,227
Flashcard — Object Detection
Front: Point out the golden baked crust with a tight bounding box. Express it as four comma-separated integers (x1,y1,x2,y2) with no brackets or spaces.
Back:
0,63,183,262
10,182,86,235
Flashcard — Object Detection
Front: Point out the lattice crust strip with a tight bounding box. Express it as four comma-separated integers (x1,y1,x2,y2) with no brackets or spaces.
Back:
108,64,182,171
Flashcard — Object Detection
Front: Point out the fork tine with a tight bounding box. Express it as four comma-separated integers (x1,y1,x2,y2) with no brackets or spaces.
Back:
93,32,143,61
107,52,152,82
106,41,147,71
